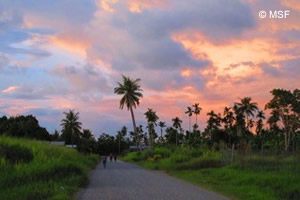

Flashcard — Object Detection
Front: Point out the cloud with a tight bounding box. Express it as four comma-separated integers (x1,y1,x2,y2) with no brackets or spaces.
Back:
2,85,20,93
51,63,112,99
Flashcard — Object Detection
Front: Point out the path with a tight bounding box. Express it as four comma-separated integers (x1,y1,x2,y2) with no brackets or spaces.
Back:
76,160,229,200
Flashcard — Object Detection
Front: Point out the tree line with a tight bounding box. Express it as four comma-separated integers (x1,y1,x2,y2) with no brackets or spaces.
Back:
0,75,299,155
114,75,300,153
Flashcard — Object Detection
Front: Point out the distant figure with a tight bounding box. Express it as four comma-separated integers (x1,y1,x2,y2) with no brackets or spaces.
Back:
114,154,117,162
102,156,107,168
109,153,113,162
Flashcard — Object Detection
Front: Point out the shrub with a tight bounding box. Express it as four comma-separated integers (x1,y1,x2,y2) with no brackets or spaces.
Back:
0,144,33,164
153,147,171,158
176,158,222,170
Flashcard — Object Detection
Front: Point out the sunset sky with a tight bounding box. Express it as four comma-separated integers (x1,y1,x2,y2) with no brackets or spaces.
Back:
0,0,299,136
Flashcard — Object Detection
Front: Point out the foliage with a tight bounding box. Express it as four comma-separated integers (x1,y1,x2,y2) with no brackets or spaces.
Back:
0,115,49,140
60,110,82,145
0,136,98,200
123,147,300,200
114,75,143,148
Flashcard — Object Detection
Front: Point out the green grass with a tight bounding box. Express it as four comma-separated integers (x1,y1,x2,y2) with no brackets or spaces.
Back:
122,147,300,200
0,136,99,200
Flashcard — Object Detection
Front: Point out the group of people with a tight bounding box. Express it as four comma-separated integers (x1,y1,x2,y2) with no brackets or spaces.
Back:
101,153,117,168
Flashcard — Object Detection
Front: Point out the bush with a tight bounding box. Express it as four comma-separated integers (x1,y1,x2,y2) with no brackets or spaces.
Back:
0,144,33,164
176,158,222,170
153,147,171,158
0,136,99,200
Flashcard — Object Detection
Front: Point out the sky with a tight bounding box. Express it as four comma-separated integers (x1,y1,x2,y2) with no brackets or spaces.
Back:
0,0,299,136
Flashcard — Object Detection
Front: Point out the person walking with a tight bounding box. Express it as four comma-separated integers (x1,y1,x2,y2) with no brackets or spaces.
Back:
102,155,107,168
113,154,117,162
109,153,113,162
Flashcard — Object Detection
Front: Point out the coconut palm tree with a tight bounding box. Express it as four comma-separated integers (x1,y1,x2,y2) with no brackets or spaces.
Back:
61,109,82,147
144,108,159,149
192,103,202,127
172,117,182,146
158,121,166,142
234,97,258,131
185,106,193,132
114,75,143,148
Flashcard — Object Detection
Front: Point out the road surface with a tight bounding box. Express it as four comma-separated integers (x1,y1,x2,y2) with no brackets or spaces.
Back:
76,160,229,200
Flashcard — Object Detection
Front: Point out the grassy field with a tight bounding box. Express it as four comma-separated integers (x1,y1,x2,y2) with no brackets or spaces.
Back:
0,136,99,200
122,147,300,200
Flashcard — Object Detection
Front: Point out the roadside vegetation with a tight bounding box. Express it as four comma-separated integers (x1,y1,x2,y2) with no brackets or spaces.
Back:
122,146,300,200
0,136,98,200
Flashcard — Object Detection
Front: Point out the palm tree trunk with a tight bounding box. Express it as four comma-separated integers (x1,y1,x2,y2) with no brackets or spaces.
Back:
71,128,73,148
148,123,152,149
176,128,178,146
189,117,191,132
129,106,139,150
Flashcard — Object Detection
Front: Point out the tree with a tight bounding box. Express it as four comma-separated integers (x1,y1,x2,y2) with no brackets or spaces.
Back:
82,129,94,140
185,106,193,132
223,107,235,146
117,126,127,153
172,117,182,146
0,115,50,140
192,103,202,127
144,108,159,149
265,89,300,152
234,97,259,131
256,110,265,152
256,111,265,135
158,121,166,143
114,75,143,149
61,110,82,146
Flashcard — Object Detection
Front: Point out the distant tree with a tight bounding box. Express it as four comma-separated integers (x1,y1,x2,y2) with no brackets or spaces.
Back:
192,103,202,127
234,97,259,131
60,110,82,146
50,130,60,141
116,126,128,154
165,127,177,145
136,125,144,146
185,106,193,132
223,107,235,146
172,117,182,146
144,108,159,149
97,133,116,155
78,129,97,154
0,115,49,140
265,89,300,152
256,111,265,135
158,121,166,143
82,129,94,140
114,75,143,149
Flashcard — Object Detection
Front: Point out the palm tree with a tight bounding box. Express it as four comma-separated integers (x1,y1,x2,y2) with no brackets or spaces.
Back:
185,106,193,132
144,108,159,149
234,97,258,131
223,106,235,146
192,103,202,127
114,75,143,148
61,109,82,147
158,121,166,142
256,110,265,135
172,117,182,146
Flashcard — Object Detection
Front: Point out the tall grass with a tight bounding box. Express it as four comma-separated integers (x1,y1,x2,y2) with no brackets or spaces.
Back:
122,146,300,200
0,136,99,200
